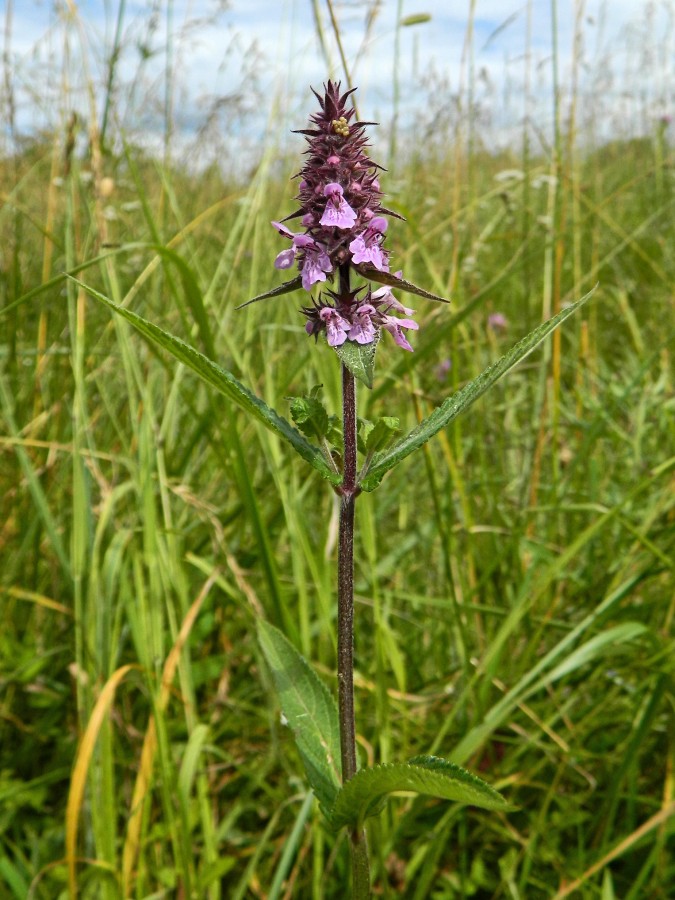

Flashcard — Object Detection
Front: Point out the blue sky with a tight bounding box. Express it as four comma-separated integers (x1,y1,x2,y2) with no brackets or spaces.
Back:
4,0,673,160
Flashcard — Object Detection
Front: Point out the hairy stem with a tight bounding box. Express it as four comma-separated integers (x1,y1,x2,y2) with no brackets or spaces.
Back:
336,263,370,897
338,359,358,781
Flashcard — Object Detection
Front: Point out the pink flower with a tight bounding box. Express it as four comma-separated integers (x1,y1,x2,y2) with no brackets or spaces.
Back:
435,359,452,380
349,217,389,271
305,279,419,352
319,306,351,346
348,304,377,344
271,222,332,290
295,235,332,290
381,314,418,352
488,312,508,332
371,273,415,315
371,273,418,351
319,182,358,229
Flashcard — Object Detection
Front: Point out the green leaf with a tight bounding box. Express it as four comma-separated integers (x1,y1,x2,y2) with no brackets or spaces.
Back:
360,287,597,490
354,265,450,303
356,418,371,454
364,416,400,455
0,856,29,899
236,275,304,309
335,333,380,388
289,395,329,438
257,620,342,814
289,385,332,441
289,387,342,457
177,723,210,805
148,243,216,359
71,277,339,485
328,755,510,830
534,622,648,687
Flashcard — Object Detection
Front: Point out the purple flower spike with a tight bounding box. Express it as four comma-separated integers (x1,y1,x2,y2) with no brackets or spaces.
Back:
262,81,453,359
254,81,451,364
270,81,392,294
319,183,358,229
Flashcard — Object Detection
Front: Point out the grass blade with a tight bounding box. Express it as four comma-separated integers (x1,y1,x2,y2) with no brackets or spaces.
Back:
69,276,338,484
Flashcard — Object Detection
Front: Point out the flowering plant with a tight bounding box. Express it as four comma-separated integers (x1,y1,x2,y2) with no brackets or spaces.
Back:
243,83,593,896
76,79,594,899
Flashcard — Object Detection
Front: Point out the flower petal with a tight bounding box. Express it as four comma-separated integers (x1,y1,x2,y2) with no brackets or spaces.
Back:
320,182,357,229
272,220,295,239
320,200,357,229
348,235,368,263
274,248,296,270
323,182,344,197
319,306,351,346
348,306,377,344
384,322,414,351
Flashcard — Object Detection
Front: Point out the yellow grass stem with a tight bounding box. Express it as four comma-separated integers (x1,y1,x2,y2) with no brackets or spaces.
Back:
121,571,218,893
65,664,136,897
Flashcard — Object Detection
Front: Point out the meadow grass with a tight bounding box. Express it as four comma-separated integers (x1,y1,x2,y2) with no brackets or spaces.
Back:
1,3,674,898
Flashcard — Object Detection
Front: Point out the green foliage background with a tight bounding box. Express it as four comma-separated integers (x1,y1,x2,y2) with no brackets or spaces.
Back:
0,3,674,897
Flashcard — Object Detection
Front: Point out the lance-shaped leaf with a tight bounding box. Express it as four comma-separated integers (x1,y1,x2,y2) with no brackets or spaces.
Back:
257,620,342,815
360,287,596,491
354,265,450,304
328,755,510,831
335,331,380,388
71,277,339,485
236,275,304,309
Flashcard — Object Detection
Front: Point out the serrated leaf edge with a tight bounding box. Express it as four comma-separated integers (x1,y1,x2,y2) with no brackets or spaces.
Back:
334,331,380,388
327,755,509,830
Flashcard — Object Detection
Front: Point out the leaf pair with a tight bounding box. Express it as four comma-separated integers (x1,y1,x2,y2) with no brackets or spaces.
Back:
71,275,596,494
288,385,400,473
257,620,509,830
